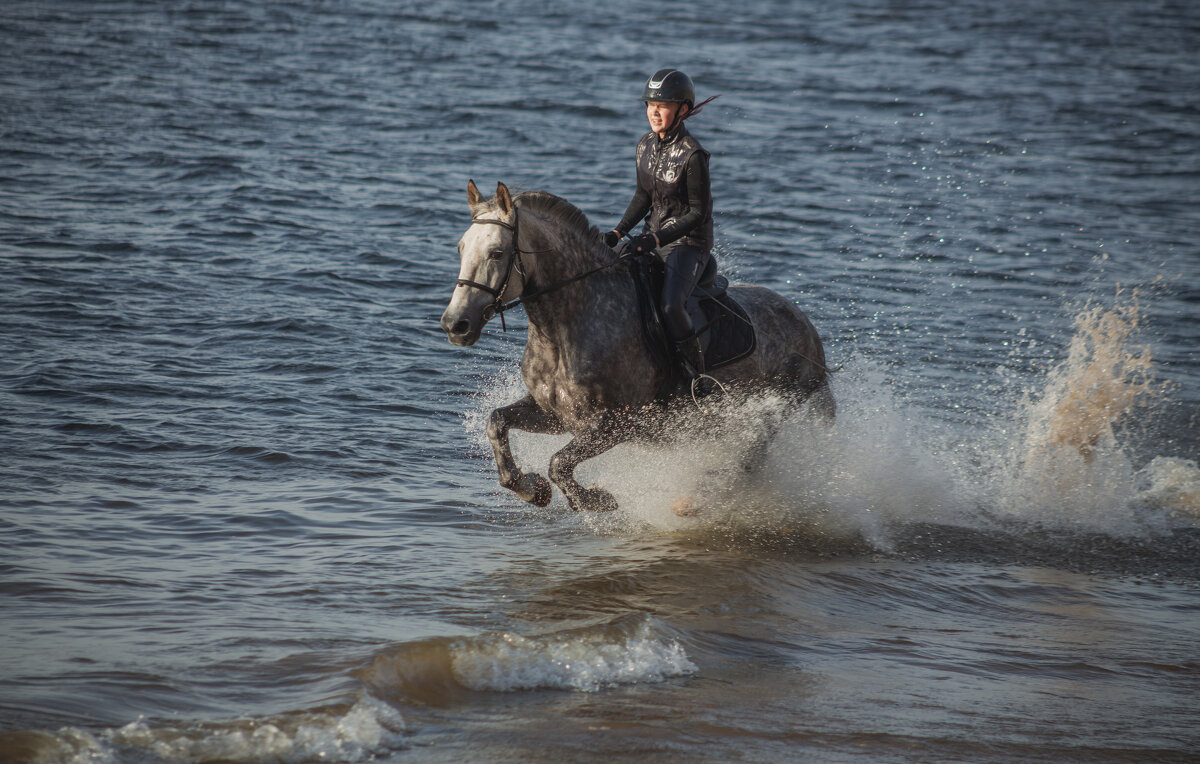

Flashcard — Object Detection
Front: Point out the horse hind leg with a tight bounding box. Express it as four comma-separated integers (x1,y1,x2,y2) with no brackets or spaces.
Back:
740,376,835,474
741,417,780,473
487,395,561,507
806,376,836,425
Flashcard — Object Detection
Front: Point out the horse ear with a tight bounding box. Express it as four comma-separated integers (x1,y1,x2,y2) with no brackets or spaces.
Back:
467,179,483,210
495,182,514,217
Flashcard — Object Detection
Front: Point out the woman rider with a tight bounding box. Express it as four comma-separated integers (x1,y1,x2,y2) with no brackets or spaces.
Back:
605,68,717,390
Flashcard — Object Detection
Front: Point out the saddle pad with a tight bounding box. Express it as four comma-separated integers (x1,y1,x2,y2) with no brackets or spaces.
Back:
627,256,756,394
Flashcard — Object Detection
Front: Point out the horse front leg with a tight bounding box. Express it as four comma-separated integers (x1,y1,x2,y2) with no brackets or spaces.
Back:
487,394,562,507
547,421,624,513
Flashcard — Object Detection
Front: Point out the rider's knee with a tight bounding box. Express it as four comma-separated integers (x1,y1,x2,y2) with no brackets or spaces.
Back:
662,301,691,339
662,293,686,317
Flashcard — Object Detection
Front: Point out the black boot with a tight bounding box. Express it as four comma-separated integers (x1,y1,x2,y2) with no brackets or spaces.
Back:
674,337,717,398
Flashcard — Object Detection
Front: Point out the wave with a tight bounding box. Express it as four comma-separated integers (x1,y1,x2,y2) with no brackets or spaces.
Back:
1,618,694,764
1,694,405,764
359,614,696,706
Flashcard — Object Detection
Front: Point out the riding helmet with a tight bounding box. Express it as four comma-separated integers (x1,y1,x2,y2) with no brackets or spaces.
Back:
640,68,694,107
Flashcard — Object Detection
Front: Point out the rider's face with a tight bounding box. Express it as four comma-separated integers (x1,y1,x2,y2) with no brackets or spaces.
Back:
646,101,688,138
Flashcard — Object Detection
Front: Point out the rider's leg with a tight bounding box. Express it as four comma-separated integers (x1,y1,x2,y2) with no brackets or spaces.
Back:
661,244,711,380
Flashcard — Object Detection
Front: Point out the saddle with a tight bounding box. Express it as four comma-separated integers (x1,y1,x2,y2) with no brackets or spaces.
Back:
629,253,757,396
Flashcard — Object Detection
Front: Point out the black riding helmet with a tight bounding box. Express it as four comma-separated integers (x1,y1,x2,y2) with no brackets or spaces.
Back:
640,68,694,108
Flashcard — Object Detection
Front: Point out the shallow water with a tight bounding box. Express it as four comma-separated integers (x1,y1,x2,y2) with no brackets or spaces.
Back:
2,0,1199,761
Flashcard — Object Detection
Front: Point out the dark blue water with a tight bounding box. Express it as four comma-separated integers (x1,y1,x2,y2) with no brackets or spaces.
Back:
2,1,1199,761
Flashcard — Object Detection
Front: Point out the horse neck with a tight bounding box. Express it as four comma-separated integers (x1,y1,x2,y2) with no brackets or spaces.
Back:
519,211,604,288
518,213,629,328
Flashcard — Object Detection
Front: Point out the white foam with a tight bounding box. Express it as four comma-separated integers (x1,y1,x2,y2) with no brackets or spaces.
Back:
449,619,696,693
571,367,966,548
43,694,404,764
1139,456,1200,521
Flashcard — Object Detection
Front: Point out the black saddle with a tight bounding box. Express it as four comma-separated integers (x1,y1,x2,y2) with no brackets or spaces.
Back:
628,253,756,393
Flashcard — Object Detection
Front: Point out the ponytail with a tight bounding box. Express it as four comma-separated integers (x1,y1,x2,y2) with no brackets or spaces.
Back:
682,94,720,120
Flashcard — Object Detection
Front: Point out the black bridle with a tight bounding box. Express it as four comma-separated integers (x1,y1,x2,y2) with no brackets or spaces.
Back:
455,216,527,331
455,211,632,331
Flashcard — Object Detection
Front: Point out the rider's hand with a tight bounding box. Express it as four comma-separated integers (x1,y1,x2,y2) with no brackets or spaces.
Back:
603,230,622,248
628,233,658,255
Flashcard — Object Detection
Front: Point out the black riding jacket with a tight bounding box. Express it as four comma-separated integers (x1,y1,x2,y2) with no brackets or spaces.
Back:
615,124,713,253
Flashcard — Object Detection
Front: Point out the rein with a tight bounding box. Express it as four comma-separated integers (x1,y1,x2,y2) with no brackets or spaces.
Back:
456,212,631,331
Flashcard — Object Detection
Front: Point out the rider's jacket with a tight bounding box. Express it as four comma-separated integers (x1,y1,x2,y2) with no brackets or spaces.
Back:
626,124,713,253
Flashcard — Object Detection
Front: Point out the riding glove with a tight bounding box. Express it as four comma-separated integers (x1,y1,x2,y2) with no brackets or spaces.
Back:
627,233,658,255
603,230,622,248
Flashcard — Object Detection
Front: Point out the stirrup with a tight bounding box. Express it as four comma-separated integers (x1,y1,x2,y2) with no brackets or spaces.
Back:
690,373,726,406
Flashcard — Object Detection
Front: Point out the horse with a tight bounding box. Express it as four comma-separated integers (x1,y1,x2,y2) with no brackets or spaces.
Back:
440,180,834,513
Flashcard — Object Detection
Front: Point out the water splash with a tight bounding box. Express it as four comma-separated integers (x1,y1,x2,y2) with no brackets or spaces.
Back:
463,297,1197,543
1026,302,1155,460
996,300,1174,531
649,367,968,549
1140,456,1200,521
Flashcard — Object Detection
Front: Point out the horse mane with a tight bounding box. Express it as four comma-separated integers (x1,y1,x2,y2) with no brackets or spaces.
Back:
514,191,591,231
510,190,609,259
470,187,610,263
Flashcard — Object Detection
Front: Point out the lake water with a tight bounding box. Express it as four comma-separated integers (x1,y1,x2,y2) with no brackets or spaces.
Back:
2,0,1199,761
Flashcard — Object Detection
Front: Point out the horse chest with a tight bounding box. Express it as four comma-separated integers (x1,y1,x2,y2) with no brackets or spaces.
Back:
523,359,599,426
521,338,619,428
518,285,660,430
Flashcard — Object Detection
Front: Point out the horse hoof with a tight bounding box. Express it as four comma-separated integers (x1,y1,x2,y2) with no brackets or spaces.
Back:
527,474,553,507
573,486,618,513
670,496,699,517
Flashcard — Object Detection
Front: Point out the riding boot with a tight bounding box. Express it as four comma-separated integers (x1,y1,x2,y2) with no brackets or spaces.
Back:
674,336,716,397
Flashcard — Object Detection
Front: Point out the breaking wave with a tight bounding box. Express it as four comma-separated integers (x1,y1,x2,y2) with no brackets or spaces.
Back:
3,694,406,764
360,614,696,706
4,618,696,763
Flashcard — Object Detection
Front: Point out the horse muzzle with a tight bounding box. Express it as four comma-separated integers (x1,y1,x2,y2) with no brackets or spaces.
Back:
440,303,485,346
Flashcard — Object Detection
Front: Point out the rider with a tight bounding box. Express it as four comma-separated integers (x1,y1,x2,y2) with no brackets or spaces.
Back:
605,68,717,391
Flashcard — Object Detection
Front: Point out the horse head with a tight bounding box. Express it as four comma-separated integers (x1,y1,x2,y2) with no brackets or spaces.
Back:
440,180,523,346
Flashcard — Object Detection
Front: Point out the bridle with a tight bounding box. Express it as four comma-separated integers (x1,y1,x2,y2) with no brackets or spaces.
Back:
455,210,632,331
454,215,529,331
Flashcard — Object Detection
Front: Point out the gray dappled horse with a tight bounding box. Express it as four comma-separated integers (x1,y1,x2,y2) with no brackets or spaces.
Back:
440,181,834,513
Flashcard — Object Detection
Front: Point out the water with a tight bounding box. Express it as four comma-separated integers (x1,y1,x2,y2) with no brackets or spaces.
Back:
2,0,1199,761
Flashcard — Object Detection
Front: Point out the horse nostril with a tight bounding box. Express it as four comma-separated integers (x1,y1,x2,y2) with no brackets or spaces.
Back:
450,319,471,336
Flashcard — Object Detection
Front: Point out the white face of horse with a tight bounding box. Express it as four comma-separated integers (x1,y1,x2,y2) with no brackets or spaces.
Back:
440,180,519,346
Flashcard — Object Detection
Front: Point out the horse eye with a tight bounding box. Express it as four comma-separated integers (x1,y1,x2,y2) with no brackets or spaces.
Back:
487,249,504,260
